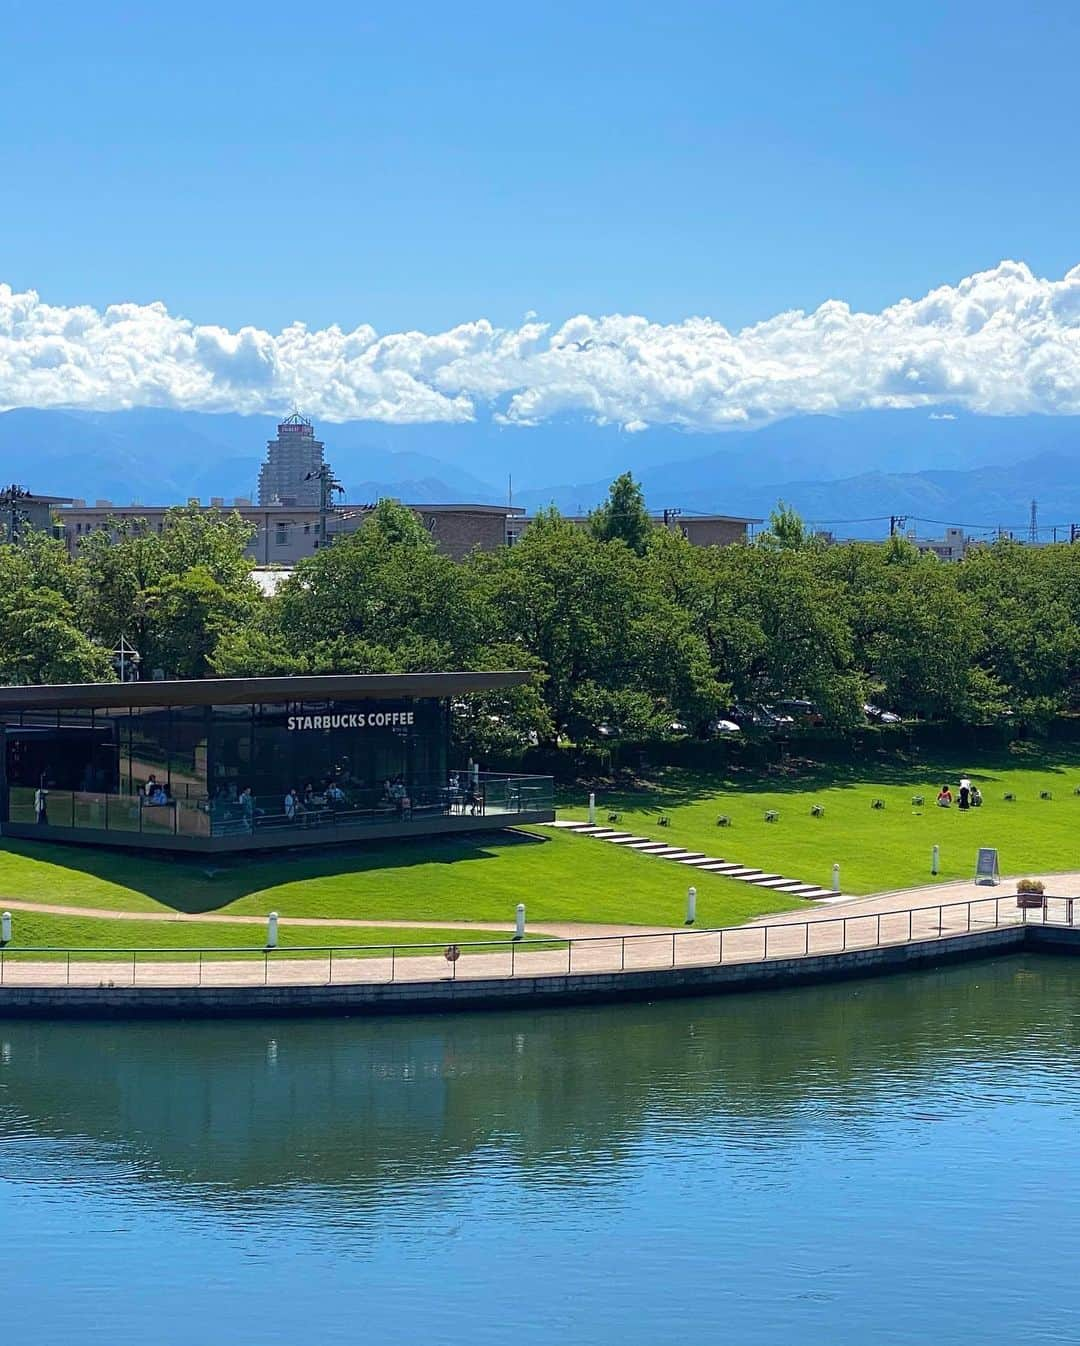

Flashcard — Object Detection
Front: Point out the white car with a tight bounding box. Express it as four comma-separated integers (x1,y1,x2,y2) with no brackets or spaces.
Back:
710,718,742,736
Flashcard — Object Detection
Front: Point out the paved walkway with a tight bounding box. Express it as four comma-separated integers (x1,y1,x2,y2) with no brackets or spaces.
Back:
0,896,674,941
2,873,1074,990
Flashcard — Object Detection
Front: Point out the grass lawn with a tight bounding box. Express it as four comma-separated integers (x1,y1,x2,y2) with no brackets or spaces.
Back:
0,828,800,930
1,910,547,959
559,744,1080,894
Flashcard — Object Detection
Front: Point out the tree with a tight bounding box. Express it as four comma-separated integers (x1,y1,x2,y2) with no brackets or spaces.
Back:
587,472,653,555
76,507,259,677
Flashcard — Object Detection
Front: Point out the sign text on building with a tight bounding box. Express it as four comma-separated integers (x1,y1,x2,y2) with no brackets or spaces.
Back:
286,710,415,731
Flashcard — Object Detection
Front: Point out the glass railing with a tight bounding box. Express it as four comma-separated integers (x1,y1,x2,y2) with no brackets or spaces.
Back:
4,773,553,842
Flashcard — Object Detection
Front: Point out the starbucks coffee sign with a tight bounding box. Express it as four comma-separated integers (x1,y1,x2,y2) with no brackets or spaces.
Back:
287,709,416,731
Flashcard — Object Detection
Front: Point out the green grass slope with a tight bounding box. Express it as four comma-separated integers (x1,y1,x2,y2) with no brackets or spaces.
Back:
0,828,802,931
560,748,1080,894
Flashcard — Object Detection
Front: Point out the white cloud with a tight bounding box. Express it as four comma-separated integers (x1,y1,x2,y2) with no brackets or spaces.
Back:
3,260,1080,428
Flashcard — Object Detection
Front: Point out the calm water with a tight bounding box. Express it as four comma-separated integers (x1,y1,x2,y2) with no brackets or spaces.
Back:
2,958,1079,1345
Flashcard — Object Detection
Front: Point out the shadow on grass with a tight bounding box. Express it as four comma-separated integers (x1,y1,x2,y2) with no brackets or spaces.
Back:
0,828,551,915
559,744,1080,815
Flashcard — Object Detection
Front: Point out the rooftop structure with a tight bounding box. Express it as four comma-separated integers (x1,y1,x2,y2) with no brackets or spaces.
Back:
257,412,330,507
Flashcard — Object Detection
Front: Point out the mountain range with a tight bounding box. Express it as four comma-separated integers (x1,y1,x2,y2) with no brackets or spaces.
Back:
1,405,1079,540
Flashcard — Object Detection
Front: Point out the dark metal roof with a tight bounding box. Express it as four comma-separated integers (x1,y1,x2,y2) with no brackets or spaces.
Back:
0,671,531,711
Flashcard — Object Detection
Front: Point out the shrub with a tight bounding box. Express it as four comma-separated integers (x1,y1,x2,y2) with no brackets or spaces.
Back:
1016,878,1045,895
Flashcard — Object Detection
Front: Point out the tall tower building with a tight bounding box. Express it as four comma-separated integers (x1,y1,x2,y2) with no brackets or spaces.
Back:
257,412,331,506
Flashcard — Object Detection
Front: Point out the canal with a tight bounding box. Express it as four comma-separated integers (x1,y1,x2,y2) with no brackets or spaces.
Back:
2,955,1079,1344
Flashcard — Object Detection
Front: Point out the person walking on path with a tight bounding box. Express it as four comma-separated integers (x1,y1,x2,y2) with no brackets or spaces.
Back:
34,783,48,825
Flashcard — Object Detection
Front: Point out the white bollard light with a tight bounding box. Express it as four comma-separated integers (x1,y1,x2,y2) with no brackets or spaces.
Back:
588,792,596,825
932,844,940,876
832,863,841,893
515,902,526,941
1,911,10,943
266,911,279,949
685,886,697,925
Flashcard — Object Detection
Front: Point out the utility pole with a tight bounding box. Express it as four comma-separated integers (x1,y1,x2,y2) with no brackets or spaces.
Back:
889,514,908,537
304,465,344,549
1072,524,1080,544
0,484,32,546
662,508,682,530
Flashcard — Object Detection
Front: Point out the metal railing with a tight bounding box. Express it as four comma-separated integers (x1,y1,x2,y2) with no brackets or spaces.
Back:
0,892,1074,990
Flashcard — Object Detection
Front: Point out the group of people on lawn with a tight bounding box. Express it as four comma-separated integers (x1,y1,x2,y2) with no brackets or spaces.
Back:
937,777,983,810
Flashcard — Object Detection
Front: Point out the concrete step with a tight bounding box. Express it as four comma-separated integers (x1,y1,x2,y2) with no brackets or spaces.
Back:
695,862,742,872
798,888,840,900
723,867,765,879
677,856,722,866
762,880,815,892
604,835,649,845
590,830,633,840
671,853,708,863
750,876,800,888
647,847,695,858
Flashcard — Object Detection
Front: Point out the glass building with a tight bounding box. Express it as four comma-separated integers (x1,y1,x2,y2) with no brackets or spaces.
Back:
0,673,554,852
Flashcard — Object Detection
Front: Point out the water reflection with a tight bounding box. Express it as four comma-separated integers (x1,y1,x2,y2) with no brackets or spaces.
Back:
2,955,1079,1209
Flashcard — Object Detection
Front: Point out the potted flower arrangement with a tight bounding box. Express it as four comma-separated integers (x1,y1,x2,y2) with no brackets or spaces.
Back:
1016,878,1046,910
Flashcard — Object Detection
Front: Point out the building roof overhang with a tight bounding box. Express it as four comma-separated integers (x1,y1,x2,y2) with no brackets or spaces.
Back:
0,671,531,711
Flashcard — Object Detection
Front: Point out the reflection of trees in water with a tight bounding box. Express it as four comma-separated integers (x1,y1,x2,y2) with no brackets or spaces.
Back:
1,956,1078,1207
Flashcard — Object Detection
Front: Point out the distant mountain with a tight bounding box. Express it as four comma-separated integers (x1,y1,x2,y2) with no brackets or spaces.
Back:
0,408,498,506
2,405,1080,535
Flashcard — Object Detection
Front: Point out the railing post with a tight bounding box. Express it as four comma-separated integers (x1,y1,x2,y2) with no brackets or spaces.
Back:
908,909,912,942
131,950,136,986
876,913,881,946
264,951,269,985
620,936,626,971
719,927,724,965
198,949,203,986
764,924,769,960
391,945,396,983
510,940,515,978
842,916,847,951
671,932,676,968
967,902,971,933
66,950,71,986
804,921,809,956
328,947,334,985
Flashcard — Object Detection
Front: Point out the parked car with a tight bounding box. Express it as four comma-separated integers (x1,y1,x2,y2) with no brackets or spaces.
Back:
773,698,823,726
863,703,902,725
709,718,742,736
761,703,797,726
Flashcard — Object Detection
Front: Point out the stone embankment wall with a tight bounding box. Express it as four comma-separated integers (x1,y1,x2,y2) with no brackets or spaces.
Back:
1,922,1067,1020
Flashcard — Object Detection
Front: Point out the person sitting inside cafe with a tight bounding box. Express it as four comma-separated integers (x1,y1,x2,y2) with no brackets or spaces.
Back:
936,784,953,808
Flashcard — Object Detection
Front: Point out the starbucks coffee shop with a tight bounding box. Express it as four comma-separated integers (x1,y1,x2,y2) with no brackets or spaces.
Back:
0,672,554,852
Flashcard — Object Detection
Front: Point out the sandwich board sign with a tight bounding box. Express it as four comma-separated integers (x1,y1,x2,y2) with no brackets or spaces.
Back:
975,848,1000,885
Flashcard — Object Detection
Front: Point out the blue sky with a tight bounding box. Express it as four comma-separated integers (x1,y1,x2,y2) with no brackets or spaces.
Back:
4,0,1079,337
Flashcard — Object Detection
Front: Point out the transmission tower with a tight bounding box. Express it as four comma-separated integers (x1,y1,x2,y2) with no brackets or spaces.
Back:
1029,499,1039,544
